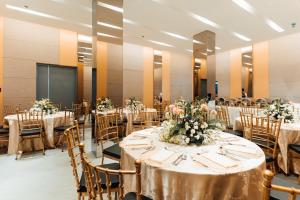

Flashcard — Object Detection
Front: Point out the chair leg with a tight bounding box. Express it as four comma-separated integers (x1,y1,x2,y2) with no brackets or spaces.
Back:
16,138,23,160
40,133,45,155
101,155,104,165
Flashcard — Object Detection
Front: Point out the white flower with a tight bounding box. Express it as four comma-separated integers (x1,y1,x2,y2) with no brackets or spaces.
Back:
194,125,199,130
185,137,190,144
195,134,200,140
191,129,195,134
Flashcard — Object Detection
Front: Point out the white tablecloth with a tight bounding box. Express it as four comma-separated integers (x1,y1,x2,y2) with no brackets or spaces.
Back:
120,128,265,200
5,111,66,154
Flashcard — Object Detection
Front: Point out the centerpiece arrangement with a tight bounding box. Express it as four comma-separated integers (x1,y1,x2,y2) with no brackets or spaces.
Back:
160,99,223,146
125,97,144,111
264,99,294,123
96,97,114,112
31,98,58,114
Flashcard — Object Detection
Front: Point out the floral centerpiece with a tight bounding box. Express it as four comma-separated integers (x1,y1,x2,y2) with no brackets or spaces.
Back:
31,98,58,114
96,97,114,112
125,97,144,111
264,99,294,123
160,100,223,146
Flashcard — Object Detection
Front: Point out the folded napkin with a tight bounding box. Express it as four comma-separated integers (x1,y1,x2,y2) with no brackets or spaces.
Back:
218,133,239,141
223,145,260,159
148,149,174,164
201,152,238,168
123,139,151,147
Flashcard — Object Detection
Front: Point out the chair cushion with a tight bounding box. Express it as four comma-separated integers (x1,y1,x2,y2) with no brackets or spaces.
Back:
270,196,280,200
77,120,85,125
133,120,145,125
124,192,153,200
288,144,300,154
54,125,72,132
78,163,120,193
111,120,124,126
265,154,274,163
20,128,42,136
103,143,121,159
226,129,243,137
0,128,9,134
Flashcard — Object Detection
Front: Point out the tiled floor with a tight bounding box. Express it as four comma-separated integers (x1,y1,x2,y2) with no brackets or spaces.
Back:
0,127,299,200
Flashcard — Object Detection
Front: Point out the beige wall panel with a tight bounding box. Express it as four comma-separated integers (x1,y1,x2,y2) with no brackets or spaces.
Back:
162,51,170,102
77,62,84,102
230,49,242,98
3,18,60,108
253,42,269,99
207,54,216,97
143,47,154,107
59,29,77,66
83,67,92,102
216,51,230,97
154,67,162,97
123,43,143,102
0,17,3,123
169,51,193,102
269,32,300,101
96,41,108,98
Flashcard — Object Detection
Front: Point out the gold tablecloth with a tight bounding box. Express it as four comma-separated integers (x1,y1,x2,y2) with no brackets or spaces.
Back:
234,118,300,174
121,128,266,200
5,111,66,154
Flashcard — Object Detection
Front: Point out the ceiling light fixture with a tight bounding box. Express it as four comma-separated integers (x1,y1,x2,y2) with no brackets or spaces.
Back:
243,54,251,58
193,39,202,44
233,32,251,42
78,34,92,43
189,13,220,28
186,49,193,53
206,49,213,52
201,52,208,56
79,47,92,50
97,2,123,13
97,32,119,38
154,62,162,65
6,4,61,20
244,62,252,66
232,0,255,14
215,46,221,50
123,18,136,25
162,31,188,40
78,52,92,55
265,19,285,33
149,40,173,47
154,50,162,56
194,58,201,64
97,21,122,30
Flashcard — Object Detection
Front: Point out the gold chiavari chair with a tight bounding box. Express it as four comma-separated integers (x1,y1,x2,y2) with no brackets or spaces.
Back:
79,143,152,200
74,106,87,140
113,107,126,138
54,108,74,151
4,104,16,116
240,112,253,139
262,170,300,200
287,144,300,183
96,114,121,164
251,116,282,173
132,111,147,131
53,103,62,111
218,106,243,137
16,109,45,159
144,111,160,128
242,106,259,116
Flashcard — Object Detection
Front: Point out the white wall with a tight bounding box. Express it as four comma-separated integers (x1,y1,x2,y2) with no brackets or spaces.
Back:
3,18,60,108
169,51,193,102
269,32,300,102
216,51,230,97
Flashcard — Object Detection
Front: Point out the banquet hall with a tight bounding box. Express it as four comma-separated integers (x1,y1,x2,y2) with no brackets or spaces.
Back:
1,0,300,199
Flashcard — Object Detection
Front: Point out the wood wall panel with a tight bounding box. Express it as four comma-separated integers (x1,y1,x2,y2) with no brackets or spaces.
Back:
253,42,269,98
162,51,171,102
77,62,84,102
230,49,242,98
59,29,77,66
143,47,154,107
96,41,108,98
0,17,3,124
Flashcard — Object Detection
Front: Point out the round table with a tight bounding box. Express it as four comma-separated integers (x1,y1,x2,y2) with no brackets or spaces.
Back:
4,111,66,154
120,128,265,200
234,117,300,175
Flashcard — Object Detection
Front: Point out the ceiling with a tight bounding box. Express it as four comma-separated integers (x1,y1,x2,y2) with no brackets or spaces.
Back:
1,0,300,54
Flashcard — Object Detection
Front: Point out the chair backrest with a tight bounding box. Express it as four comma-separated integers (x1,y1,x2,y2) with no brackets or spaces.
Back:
240,112,253,139
63,108,74,126
251,116,281,158
262,170,300,200
145,111,160,127
96,114,119,144
218,106,230,128
4,105,16,116
242,106,258,116
79,143,142,200
64,122,81,191
16,109,43,133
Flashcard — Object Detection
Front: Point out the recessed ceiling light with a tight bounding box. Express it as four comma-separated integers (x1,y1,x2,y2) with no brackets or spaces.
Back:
193,39,202,44
78,34,92,43
215,46,221,50
233,32,251,42
245,62,252,66
154,62,162,65
241,46,252,52
186,49,193,53
206,49,213,52
79,47,92,50
195,58,201,63
149,40,173,47
162,31,188,40
232,0,255,14
6,4,61,20
201,52,207,56
243,54,251,58
154,50,162,56
97,1,123,13
249,68,253,72
189,13,220,28
265,19,285,33
97,21,122,30
97,32,119,38
123,18,136,25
